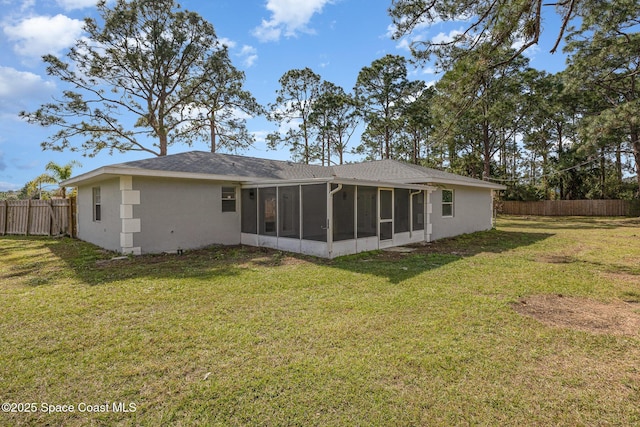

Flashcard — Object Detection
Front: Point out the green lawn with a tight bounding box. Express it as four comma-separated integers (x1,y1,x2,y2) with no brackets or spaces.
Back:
1,216,639,426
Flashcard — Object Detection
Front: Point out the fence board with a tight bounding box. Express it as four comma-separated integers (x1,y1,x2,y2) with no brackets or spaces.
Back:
0,199,73,236
6,200,29,234
500,200,637,217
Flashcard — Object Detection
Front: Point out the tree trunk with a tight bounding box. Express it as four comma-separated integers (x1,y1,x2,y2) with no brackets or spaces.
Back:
557,124,565,200
159,132,168,156
616,142,623,184
303,127,310,164
326,133,331,166
482,121,491,180
385,126,391,159
210,111,217,153
600,146,606,198
631,126,640,198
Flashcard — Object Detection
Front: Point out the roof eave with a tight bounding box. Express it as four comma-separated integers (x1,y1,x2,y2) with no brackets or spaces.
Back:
382,177,505,190
61,166,255,187
242,176,436,191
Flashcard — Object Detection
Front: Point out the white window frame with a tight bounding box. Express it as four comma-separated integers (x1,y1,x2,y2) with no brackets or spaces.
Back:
221,186,237,212
92,187,101,222
441,189,454,218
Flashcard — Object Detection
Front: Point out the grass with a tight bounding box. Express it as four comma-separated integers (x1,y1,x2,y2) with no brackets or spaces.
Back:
1,216,639,426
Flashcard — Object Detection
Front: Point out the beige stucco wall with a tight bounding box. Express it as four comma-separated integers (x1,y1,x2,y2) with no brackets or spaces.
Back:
132,177,241,253
430,185,493,241
77,178,122,252
75,174,494,255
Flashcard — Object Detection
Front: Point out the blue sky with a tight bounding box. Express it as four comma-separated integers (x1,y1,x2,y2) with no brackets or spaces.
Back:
0,0,567,191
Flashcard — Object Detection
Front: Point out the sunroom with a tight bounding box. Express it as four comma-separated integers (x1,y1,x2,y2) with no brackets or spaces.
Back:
240,178,435,258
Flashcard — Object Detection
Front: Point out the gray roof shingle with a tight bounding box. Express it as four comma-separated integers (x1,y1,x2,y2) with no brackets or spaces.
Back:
66,151,505,189
113,151,334,180
332,159,505,188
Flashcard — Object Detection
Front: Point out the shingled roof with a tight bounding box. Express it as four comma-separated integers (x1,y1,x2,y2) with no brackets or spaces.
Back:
332,159,505,189
112,151,334,180
63,151,505,190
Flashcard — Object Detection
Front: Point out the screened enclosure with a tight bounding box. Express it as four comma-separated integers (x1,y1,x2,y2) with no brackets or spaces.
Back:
302,184,327,242
242,184,327,242
240,181,430,258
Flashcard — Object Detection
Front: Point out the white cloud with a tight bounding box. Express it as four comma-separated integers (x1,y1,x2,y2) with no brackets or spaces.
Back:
252,130,270,144
0,181,22,191
218,37,237,49
56,0,98,10
3,14,85,59
0,67,56,112
0,151,6,171
396,33,425,51
238,45,258,67
512,38,541,58
386,23,398,39
19,0,35,11
431,29,463,45
253,0,333,42
253,19,283,43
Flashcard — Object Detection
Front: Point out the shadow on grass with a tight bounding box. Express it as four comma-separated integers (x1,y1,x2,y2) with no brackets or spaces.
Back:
3,228,553,287
498,215,640,230
41,239,264,286
329,229,554,284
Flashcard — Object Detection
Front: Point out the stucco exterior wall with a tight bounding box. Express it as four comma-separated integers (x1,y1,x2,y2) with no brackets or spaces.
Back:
77,178,122,251
132,177,241,253
430,185,493,241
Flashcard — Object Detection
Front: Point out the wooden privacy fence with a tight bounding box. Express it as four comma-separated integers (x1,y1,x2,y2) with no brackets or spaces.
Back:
500,200,640,217
0,198,76,237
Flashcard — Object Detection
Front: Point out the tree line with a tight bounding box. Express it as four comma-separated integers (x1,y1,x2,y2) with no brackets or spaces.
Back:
21,0,639,201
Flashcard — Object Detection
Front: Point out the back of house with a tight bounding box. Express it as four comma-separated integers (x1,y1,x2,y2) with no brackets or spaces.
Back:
62,151,505,258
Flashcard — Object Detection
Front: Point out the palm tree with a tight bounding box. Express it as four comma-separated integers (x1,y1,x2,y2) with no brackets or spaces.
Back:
42,160,81,198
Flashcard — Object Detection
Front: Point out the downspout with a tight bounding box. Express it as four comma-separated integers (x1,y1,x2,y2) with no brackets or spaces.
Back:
327,183,343,258
409,190,422,238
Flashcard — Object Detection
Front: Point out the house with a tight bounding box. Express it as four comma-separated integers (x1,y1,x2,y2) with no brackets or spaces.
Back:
62,151,505,258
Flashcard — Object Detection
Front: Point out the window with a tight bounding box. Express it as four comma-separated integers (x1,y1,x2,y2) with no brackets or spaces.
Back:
442,189,454,217
92,187,101,222
222,187,236,212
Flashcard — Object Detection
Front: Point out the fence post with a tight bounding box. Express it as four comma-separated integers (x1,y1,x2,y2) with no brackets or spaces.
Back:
1,201,6,236
48,200,57,236
24,199,31,235
69,197,77,237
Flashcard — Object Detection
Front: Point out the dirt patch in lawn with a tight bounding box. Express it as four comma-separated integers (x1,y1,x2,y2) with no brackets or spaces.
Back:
513,294,640,337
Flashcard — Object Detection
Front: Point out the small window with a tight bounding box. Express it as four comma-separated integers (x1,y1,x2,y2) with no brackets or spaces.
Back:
222,187,236,212
92,187,101,222
442,189,454,217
